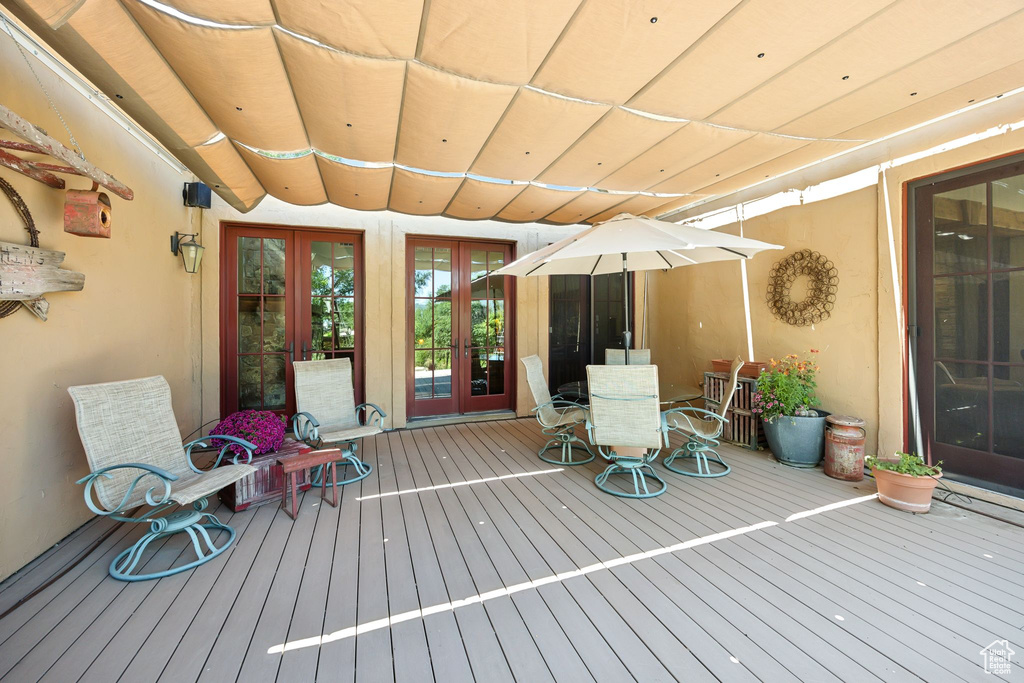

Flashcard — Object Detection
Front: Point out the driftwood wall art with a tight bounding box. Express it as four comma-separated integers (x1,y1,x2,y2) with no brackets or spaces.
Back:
0,177,83,321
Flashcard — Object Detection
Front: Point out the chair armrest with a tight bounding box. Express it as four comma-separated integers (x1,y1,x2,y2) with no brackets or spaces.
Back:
532,399,586,427
290,412,321,444
185,435,255,473
661,407,727,445
355,402,387,428
76,463,179,516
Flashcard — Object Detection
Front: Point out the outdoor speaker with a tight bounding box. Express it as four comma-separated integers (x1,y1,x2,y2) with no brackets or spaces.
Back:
182,181,212,208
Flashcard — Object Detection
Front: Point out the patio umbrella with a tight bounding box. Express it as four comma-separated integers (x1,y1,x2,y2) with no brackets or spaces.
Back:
494,213,783,362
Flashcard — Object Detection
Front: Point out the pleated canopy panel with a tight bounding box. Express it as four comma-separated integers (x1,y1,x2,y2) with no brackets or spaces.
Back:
4,0,1024,220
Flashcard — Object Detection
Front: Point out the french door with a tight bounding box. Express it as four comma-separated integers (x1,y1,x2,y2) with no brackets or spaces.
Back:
407,238,514,418
221,225,363,417
549,275,591,393
913,158,1024,493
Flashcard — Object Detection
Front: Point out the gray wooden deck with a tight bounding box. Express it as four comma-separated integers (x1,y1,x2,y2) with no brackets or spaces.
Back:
1,418,1022,682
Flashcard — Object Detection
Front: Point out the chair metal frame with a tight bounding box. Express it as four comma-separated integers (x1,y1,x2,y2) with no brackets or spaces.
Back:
584,365,668,498
521,355,593,466
662,358,744,478
77,435,255,581
531,395,595,466
291,403,385,486
71,376,256,582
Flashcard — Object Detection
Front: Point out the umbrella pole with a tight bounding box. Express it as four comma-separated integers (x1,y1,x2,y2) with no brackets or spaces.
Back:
621,252,631,364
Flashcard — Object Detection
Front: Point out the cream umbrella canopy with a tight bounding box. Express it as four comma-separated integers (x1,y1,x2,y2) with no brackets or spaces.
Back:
494,213,783,361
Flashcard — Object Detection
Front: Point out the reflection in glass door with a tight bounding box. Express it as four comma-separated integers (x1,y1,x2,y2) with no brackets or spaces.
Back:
226,230,293,415
222,226,363,417
592,272,633,365
410,241,457,417
914,159,1024,493
463,243,511,413
407,239,514,418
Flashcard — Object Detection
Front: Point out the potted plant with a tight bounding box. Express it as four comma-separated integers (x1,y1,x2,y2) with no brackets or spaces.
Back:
752,350,830,467
210,410,286,456
867,452,942,513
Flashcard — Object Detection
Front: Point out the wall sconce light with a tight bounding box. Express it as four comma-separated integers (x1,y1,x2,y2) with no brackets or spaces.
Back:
171,232,204,273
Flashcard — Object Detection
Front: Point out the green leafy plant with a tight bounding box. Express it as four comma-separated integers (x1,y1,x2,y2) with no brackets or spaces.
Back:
867,451,942,477
752,351,820,423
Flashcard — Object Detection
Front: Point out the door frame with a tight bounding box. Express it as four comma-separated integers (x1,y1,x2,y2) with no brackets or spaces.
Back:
219,221,365,418
907,151,1024,493
405,235,517,418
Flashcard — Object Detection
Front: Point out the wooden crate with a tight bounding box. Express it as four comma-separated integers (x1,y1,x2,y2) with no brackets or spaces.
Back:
219,438,312,512
703,371,767,451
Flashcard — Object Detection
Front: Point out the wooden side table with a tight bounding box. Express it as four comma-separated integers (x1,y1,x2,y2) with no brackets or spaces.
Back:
277,447,343,519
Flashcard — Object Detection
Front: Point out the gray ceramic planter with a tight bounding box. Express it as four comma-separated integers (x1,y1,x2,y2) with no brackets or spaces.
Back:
763,409,831,468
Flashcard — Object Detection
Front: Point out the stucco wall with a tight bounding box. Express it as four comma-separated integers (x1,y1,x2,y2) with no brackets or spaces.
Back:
198,197,582,430
648,187,882,448
0,38,196,580
652,124,1024,460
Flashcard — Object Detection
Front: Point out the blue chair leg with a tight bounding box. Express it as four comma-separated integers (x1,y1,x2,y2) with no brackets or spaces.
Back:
662,438,731,478
539,426,594,466
594,459,667,498
310,443,373,487
109,498,234,582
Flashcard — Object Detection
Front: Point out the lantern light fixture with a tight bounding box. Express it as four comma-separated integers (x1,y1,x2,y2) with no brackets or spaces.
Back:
171,232,204,273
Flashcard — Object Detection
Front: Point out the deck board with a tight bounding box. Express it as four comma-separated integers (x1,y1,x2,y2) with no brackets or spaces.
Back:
0,418,1020,682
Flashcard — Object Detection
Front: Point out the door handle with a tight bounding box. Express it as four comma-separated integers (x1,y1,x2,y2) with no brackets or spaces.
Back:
301,341,309,361
464,337,470,359
287,341,294,363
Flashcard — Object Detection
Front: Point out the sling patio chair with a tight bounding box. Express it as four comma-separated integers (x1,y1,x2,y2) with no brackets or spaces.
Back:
69,376,256,581
605,348,652,365
662,356,744,477
585,364,669,498
521,355,593,465
290,357,385,487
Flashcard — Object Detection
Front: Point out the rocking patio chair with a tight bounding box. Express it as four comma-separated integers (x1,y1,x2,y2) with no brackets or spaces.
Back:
290,358,385,487
585,364,668,498
521,355,593,465
69,376,256,581
662,356,744,477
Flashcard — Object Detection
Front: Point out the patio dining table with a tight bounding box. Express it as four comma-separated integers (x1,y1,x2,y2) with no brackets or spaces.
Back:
557,380,702,408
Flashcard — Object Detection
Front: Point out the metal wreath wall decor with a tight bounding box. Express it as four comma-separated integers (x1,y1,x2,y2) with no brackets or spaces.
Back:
765,249,838,326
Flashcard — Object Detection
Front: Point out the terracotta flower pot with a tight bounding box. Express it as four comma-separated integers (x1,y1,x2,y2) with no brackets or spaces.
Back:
871,467,941,513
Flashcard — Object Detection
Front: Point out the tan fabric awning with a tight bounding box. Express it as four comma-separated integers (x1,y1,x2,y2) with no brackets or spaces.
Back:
5,0,1024,220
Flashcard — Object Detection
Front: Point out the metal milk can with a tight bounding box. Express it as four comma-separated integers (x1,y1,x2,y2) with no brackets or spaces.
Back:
824,414,866,481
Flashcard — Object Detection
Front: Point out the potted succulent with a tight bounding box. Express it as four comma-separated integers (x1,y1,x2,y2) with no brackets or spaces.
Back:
752,350,830,467
867,452,942,513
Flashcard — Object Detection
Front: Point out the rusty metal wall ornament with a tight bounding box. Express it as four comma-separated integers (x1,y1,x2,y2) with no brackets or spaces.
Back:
765,249,838,326
1,176,85,321
0,176,39,319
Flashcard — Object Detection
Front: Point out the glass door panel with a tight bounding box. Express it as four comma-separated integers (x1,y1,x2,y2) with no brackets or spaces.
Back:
299,233,363,401
222,226,364,417
408,242,459,417
548,275,590,393
592,271,632,364
915,162,1024,493
408,239,513,417
225,231,294,415
460,243,512,413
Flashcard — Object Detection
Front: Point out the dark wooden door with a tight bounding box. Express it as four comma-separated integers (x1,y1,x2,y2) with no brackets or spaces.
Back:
914,160,1024,493
407,238,514,418
221,225,363,417
549,275,590,392
592,272,633,364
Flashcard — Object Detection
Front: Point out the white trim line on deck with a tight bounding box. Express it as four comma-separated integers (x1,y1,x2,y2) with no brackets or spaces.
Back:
356,468,564,501
267,492,879,654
